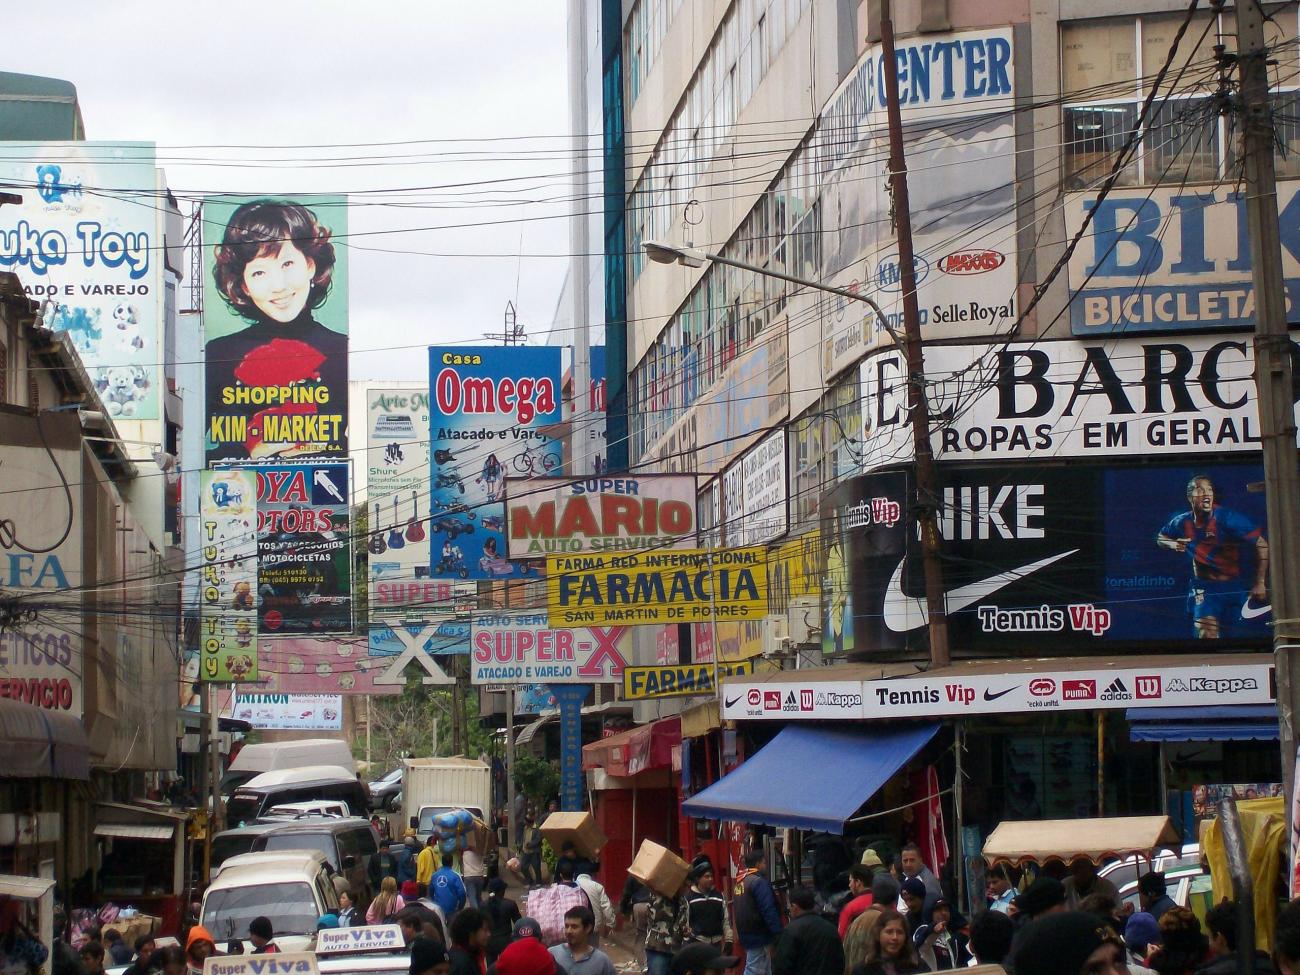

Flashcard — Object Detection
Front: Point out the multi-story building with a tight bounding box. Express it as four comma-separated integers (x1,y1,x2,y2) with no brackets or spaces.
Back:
578,0,1295,888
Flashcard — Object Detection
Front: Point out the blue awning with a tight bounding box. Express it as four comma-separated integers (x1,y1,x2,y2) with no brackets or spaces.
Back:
1127,705,1278,743
681,723,939,834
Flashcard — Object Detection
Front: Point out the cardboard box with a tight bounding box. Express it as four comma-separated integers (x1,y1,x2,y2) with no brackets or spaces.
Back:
627,839,689,896
541,811,608,860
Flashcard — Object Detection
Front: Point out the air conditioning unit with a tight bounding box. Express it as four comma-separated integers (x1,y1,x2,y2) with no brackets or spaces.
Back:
787,597,820,645
762,614,791,657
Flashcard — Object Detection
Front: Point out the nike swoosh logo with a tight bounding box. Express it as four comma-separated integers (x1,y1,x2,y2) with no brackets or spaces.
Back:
724,695,744,708
1241,601,1272,620
984,687,1017,701
883,550,1080,632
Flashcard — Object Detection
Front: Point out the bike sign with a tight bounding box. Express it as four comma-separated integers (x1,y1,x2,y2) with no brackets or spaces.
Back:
427,347,563,580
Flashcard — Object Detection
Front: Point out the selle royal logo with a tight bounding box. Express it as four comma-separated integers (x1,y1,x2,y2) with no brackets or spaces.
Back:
433,367,557,424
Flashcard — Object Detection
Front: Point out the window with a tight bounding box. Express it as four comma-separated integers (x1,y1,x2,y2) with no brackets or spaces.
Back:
1062,9,1300,185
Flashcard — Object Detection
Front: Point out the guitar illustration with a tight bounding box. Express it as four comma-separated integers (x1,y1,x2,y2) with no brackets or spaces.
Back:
387,496,406,550
368,502,387,555
406,491,426,543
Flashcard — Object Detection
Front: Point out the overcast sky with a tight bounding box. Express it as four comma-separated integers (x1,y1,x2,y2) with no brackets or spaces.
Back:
2,1,572,381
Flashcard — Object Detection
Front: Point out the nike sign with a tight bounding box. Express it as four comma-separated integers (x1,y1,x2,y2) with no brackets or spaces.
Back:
724,695,744,708
983,686,1017,701
882,550,1080,632
1241,601,1272,620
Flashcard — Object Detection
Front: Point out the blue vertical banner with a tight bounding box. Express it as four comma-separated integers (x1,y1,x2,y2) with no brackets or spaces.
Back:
428,347,562,579
550,684,592,811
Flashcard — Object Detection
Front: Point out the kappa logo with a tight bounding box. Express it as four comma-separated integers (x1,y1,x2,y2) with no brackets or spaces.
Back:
1166,678,1189,693
1100,677,1132,702
1188,676,1259,694
1135,676,1161,699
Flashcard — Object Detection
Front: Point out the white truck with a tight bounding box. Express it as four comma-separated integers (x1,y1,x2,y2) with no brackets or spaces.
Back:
401,756,492,842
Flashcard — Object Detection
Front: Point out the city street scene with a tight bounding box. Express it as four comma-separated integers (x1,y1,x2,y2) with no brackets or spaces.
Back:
2,3,1300,975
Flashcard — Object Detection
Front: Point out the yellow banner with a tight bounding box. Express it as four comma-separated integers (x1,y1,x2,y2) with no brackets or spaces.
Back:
621,660,756,700
546,548,768,627
767,530,821,613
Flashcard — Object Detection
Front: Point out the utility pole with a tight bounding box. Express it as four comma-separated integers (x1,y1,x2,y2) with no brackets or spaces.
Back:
879,0,951,667
505,689,517,856
1233,0,1300,801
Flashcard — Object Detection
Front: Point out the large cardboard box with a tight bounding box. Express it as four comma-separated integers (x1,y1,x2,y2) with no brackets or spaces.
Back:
627,839,689,896
540,811,607,860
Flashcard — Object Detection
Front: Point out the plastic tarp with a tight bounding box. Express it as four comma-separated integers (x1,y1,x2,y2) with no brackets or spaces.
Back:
93,824,175,841
1203,797,1285,952
983,816,1182,865
583,718,681,777
1127,706,1278,742
0,698,89,780
680,723,939,834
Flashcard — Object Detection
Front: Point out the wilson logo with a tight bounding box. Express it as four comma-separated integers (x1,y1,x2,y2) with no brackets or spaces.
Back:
938,250,1005,275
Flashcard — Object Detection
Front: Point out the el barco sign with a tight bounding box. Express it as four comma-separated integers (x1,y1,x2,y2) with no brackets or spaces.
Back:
504,475,697,558
859,336,1298,469
721,663,1275,720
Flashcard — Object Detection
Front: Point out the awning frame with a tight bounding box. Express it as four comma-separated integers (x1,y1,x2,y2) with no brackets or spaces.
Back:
982,815,1182,866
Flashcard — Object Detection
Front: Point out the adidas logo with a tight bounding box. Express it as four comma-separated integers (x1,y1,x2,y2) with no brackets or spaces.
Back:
1100,677,1132,701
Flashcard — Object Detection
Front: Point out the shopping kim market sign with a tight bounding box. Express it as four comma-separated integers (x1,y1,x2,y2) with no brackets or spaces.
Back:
469,611,630,684
505,474,697,558
546,548,767,627
427,347,562,580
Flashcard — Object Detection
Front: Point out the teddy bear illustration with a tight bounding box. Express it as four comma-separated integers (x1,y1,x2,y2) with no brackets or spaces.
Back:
228,655,255,678
99,366,142,417
111,303,144,352
234,618,252,648
232,581,253,610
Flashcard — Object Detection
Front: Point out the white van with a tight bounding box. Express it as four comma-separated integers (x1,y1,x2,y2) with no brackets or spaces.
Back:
201,850,339,950
225,766,368,826
221,739,356,795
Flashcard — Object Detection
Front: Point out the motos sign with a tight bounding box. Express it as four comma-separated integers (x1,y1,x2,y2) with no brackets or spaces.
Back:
859,336,1299,469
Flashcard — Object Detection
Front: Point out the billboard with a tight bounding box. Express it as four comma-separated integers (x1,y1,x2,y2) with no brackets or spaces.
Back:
622,660,756,700
721,660,1275,720
242,463,352,635
546,548,768,627
199,470,259,681
505,475,697,558
1066,183,1300,334
369,619,471,657
823,458,1275,656
469,611,630,684
204,195,349,465
0,143,162,419
231,693,342,730
732,428,787,546
254,638,398,695
0,438,84,715
427,346,562,579
365,388,472,617
859,336,1297,470
819,28,1018,368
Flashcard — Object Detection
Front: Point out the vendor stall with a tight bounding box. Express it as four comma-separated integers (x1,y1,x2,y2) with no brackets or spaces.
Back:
0,874,54,967
93,802,190,935
982,815,1183,866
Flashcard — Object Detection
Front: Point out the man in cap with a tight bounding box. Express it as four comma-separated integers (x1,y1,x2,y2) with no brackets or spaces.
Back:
496,928,556,975
513,918,544,942
772,887,843,975
671,944,741,975
838,865,876,937
684,863,731,949
1137,873,1176,923
899,878,928,930
1064,857,1120,911
1014,911,1128,975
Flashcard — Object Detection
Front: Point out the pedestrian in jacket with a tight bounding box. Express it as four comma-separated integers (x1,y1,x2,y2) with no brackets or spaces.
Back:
852,910,929,975
773,887,843,975
912,897,970,971
520,816,544,887
685,865,732,948
1196,902,1272,975
733,850,783,975
844,876,899,975
575,872,615,947
432,854,469,918
645,887,690,975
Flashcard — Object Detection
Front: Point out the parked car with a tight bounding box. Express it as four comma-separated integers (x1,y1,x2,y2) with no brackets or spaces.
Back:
220,739,356,795
201,850,339,950
224,765,369,825
249,816,381,900
209,822,287,870
260,800,351,820
368,768,403,812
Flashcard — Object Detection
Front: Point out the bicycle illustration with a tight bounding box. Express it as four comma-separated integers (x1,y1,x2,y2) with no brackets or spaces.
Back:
512,440,558,476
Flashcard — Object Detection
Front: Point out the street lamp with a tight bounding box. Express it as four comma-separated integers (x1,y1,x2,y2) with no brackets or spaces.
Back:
641,238,952,668
642,239,903,347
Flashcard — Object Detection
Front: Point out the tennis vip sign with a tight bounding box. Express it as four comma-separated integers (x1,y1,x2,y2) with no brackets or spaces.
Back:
720,663,1275,720
623,660,756,700
470,611,630,684
505,475,697,558
546,548,768,627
